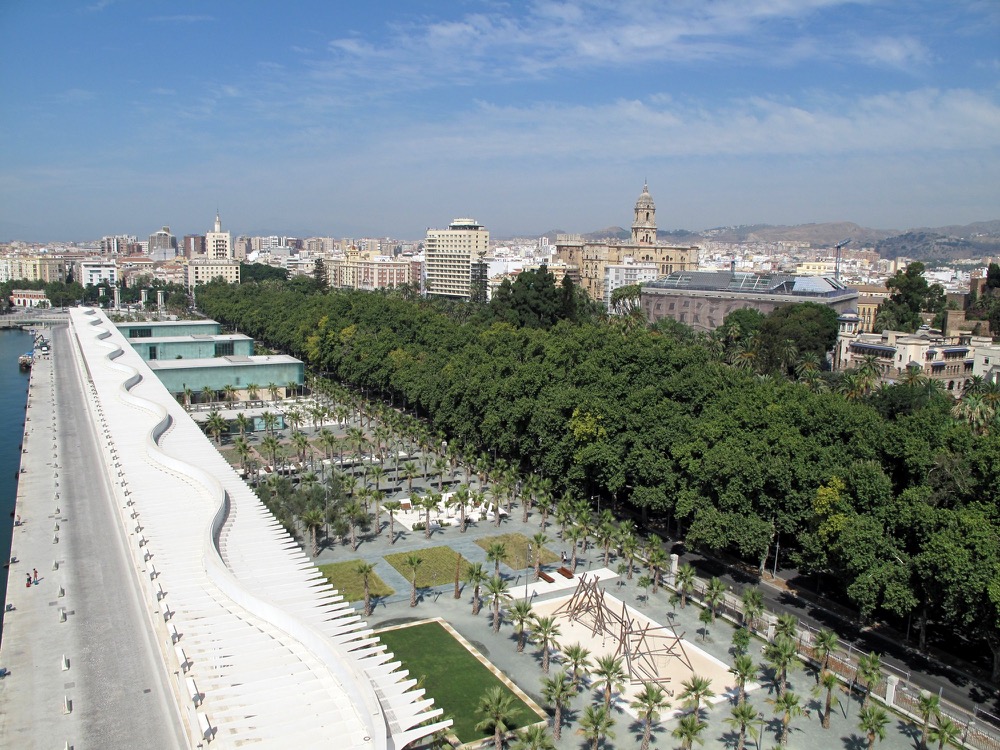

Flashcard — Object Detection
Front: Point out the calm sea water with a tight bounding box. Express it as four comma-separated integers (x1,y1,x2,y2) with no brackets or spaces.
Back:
0,328,35,633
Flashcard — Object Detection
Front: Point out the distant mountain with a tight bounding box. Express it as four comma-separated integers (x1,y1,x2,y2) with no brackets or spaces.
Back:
875,231,1000,263
584,226,630,241
700,222,898,246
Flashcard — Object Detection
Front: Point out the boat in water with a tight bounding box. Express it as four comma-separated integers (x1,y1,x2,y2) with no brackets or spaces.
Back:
18,352,33,369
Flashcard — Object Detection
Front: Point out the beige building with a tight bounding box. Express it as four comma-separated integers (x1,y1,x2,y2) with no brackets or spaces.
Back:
186,258,240,288
0,255,68,283
424,218,489,299
328,246,412,291
205,212,233,260
554,184,699,304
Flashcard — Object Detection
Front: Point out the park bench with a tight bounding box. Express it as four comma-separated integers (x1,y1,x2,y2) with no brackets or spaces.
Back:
538,571,555,584
557,567,574,579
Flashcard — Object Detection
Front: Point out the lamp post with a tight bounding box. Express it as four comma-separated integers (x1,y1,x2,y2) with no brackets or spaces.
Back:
757,712,766,750
525,543,532,599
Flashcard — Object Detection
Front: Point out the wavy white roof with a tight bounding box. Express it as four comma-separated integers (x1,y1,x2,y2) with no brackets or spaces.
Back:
69,308,448,749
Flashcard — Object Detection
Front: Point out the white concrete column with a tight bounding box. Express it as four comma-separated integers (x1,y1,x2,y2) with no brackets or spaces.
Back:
668,553,679,587
885,675,899,707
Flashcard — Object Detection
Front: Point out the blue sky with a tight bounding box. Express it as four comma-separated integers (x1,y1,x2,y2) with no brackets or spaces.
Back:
1,0,998,241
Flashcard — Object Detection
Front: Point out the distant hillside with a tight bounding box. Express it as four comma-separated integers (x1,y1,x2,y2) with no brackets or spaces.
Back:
702,222,897,246
875,231,1000,262
584,226,630,241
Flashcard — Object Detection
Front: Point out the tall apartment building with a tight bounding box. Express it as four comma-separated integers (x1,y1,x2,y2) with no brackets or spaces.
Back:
554,184,699,304
147,226,177,259
183,234,206,259
100,235,138,255
186,258,241,289
328,246,412,291
0,256,67,283
205,212,233,260
424,218,489,299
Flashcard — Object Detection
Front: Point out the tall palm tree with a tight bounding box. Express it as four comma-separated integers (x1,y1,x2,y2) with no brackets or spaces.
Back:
671,713,707,750
402,461,419,494
205,410,227,444
676,563,696,607
859,705,890,750
419,493,438,539
246,382,260,403
857,651,883,708
509,599,534,652
383,500,401,544
486,542,508,577
540,671,573,741
741,587,764,629
647,548,669,594
235,412,251,438
704,577,727,622
812,628,838,679
511,724,555,750
596,522,616,567
465,562,488,615
763,635,798,698
679,674,715,717
917,692,941,750
729,654,755,706
565,526,584,569
725,702,759,750
578,704,615,750
485,575,510,633
769,690,803,746
260,434,281,468
266,382,280,402
300,507,324,557
928,717,961,750
592,654,627,709
561,642,592,691
531,615,561,674
631,682,670,750
404,553,423,607
355,561,375,617
532,532,549,580
775,613,798,641
475,686,518,750
813,669,841,729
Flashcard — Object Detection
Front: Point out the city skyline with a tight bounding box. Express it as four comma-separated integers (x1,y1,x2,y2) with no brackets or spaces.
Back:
1,0,998,241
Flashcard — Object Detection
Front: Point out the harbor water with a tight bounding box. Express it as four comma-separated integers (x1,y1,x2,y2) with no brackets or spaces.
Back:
0,328,36,640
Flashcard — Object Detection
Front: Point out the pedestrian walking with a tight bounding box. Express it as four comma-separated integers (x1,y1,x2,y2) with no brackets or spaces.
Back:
26,574,32,588
32,568,38,584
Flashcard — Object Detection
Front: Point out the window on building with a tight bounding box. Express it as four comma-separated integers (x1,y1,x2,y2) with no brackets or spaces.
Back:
148,346,157,360
215,341,235,357
130,328,152,338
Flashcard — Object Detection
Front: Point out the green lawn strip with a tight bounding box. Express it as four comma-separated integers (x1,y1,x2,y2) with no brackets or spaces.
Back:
475,532,559,571
377,622,539,743
384,546,470,588
316,561,393,602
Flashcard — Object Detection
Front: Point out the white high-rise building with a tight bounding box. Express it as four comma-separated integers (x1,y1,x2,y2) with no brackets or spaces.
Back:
424,218,489,299
205,212,233,260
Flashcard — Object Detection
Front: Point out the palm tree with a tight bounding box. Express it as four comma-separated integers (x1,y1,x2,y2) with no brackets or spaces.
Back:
532,532,549,580
763,635,798,698
729,653,755,706
704,577,727,622
769,690,803,746
679,674,715,717
205,410,227,444
928,717,961,750
246,382,260,403
485,575,510,633
404,553,423,607
917,692,941,750
676,563,696,607
475,686,518,750
368,464,385,494
356,561,375,617
647,547,668,594
266,382,280,402
235,411,251,438
261,410,278,436
725,702,759,750
300,507,324,557
183,386,194,408
775,613,798,640
285,408,303,433
593,654,627,709
291,431,310,464
812,628,838,679
741,587,764,629
260,434,281,468
383,500,401,544
540,671,573,741
511,723,555,750
486,541,508,577
233,436,252,473
561,642,592,691
859,705,890,749
433,455,449,493
578,704,615,750
201,385,215,405
671,713,707,750
631,682,670,750
402,461,418,494
509,599,534,652
814,670,841,729
857,651,883,708
465,562,488,615
419,493,438,539
531,615,561,674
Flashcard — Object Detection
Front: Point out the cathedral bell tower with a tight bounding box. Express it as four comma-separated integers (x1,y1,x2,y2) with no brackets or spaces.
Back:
631,182,656,246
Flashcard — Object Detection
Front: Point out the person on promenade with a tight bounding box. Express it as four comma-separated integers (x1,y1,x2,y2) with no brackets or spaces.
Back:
32,568,38,584
26,574,31,588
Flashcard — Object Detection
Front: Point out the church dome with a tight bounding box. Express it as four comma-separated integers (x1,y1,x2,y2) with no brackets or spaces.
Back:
635,182,655,210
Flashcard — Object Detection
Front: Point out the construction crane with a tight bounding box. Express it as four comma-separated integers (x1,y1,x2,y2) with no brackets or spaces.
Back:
834,238,851,281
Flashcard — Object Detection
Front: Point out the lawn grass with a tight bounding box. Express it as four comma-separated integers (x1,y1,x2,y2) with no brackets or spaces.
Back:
377,621,540,743
475,532,559,571
384,546,471,588
317,560,394,602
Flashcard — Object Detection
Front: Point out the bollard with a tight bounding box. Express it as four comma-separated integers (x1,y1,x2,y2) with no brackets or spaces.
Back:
53,534,59,545
54,523,60,532
55,507,60,515
52,560,59,571
61,655,70,671
63,695,72,714
59,609,67,623
58,586,65,598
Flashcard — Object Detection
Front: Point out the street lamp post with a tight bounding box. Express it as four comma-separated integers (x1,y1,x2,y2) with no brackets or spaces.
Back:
525,543,532,599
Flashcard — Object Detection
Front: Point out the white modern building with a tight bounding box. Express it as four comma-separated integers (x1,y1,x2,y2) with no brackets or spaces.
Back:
205,212,233,260
186,258,241,289
79,258,118,287
424,218,489,299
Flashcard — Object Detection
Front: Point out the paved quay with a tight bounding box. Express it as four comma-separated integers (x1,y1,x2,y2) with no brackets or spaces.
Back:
0,325,185,750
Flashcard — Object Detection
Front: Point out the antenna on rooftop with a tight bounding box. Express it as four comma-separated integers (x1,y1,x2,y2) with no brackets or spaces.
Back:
834,238,851,281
